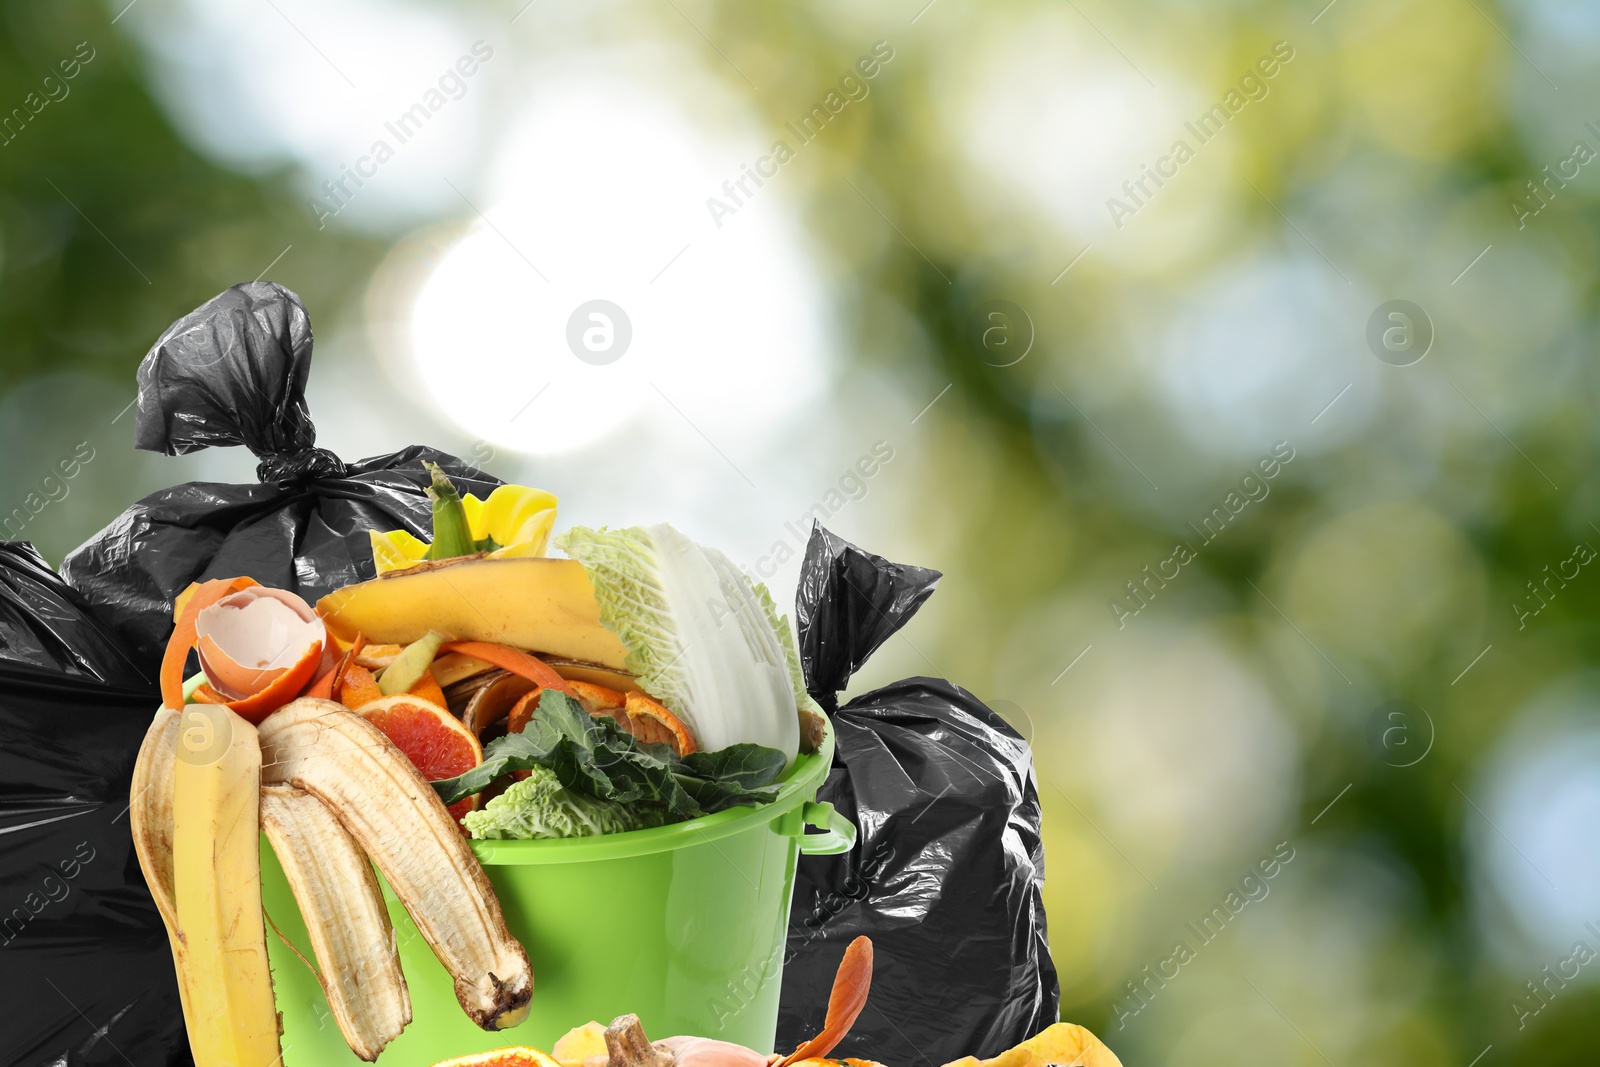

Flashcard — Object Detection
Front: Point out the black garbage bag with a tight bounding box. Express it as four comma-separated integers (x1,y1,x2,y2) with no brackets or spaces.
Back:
0,543,187,1067
61,281,501,665
776,526,1059,1067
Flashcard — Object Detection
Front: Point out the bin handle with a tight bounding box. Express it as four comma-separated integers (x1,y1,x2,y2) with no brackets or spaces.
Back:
791,801,856,855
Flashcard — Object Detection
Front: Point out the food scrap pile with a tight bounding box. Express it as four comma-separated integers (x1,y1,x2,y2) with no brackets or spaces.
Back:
167,465,822,841
131,469,827,1064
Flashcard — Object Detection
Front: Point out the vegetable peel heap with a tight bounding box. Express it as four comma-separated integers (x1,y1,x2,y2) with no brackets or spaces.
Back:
317,467,819,840
134,468,846,1063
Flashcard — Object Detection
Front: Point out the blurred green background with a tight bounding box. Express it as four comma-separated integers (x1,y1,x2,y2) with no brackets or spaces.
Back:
4,0,1600,1063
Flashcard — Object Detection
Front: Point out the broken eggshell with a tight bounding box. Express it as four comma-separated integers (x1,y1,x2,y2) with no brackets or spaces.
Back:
192,587,325,716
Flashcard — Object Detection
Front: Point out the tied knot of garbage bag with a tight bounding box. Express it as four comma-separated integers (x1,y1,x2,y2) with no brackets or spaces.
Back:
255,446,348,488
133,280,330,477
795,523,940,710
64,281,503,666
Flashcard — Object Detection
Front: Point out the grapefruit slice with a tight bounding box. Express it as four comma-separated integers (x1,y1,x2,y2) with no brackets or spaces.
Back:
357,694,483,827
428,1047,562,1067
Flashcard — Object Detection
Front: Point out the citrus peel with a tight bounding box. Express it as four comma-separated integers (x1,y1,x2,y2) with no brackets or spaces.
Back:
162,581,326,722
160,577,259,712
306,633,367,701
504,682,697,757
427,1047,562,1067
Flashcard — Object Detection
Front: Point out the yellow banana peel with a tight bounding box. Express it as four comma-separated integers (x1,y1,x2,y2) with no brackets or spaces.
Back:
371,484,558,575
172,707,282,1067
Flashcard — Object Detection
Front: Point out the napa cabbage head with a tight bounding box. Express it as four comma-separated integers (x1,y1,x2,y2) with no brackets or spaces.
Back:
463,765,654,840
554,523,803,760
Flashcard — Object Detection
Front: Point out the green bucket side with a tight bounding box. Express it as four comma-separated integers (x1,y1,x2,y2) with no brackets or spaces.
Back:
261,725,843,1067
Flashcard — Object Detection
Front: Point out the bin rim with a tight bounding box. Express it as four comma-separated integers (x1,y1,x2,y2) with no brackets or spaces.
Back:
469,719,835,866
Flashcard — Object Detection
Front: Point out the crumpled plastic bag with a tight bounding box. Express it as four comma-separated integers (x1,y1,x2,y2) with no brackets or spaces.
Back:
0,542,185,1067
61,281,501,665
776,525,1059,1067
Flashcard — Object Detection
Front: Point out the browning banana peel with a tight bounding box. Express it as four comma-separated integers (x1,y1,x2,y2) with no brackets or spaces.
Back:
261,784,412,1061
258,697,533,1029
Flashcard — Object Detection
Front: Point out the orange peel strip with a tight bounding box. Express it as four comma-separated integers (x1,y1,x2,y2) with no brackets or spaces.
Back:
440,641,576,697
338,663,385,710
306,632,367,700
159,576,259,711
407,668,449,710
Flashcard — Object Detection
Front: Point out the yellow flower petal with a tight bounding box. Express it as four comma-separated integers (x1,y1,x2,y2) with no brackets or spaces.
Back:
369,484,559,574
487,537,552,562
476,485,559,552
460,493,488,543
370,528,431,576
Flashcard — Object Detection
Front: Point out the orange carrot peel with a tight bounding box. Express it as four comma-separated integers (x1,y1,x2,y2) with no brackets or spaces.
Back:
306,632,367,700
777,936,873,1067
440,641,576,696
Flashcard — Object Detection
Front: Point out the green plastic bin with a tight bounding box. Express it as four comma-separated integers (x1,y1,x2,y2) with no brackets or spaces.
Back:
259,724,853,1067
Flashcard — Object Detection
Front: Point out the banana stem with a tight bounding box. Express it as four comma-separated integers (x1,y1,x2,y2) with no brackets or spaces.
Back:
425,462,478,560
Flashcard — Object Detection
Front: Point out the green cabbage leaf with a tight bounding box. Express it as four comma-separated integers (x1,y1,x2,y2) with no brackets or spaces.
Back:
462,765,656,840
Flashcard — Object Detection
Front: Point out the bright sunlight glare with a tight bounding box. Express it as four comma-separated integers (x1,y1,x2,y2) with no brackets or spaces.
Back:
406,71,830,455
